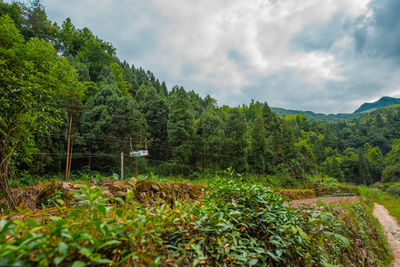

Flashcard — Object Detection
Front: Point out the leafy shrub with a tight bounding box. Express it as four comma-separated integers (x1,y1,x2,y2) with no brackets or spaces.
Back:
0,178,391,266
386,185,400,198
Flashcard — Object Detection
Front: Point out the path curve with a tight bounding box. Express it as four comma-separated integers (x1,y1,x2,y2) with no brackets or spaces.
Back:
373,203,400,267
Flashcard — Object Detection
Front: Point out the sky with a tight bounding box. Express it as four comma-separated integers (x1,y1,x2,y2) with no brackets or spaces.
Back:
34,0,400,113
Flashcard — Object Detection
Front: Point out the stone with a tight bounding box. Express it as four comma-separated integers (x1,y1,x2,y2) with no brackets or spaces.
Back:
102,190,113,198
151,184,160,191
115,191,127,198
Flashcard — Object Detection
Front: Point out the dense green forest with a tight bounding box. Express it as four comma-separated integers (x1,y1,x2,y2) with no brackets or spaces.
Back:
1,0,400,202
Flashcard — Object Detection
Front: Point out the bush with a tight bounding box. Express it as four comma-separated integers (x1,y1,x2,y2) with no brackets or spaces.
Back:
386,185,400,198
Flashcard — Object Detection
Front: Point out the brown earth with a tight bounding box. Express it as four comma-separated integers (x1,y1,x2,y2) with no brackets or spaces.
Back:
3,178,205,210
288,196,359,208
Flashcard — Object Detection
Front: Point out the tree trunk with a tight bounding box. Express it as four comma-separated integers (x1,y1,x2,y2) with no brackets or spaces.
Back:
0,152,16,210
65,112,73,181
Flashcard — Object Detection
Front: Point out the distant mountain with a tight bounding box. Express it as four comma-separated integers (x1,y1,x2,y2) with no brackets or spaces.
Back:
272,96,400,122
354,96,400,113
271,107,358,122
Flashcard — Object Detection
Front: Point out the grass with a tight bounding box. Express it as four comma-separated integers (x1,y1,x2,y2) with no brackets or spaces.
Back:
359,186,400,223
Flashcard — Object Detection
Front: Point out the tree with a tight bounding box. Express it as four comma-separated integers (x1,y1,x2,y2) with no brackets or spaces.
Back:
0,15,84,208
249,115,266,174
135,84,169,161
168,89,195,174
197,104,224,172
382,139,400,182
222,109,248,173
358,150,371,185
80,83,146,172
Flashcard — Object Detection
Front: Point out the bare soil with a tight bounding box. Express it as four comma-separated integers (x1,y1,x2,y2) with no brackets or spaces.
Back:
373,203,400,267
288,196,359,208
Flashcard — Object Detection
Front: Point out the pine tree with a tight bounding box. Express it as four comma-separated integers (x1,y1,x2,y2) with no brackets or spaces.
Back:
80,83,146,171
197,104,224,172
136,84,169,161
358,150,371,185
249,116,266,174
168,89,195,173
223,109,248,173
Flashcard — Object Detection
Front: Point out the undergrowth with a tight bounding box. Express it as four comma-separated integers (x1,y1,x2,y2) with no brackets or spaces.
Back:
0,177,391,266
359,186,400,223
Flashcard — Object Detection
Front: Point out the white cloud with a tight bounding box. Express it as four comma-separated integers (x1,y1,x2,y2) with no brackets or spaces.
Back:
40,0,400,113
145,0,371,93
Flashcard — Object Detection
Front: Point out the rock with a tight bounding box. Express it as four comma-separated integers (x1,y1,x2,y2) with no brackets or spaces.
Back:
129,177,137,184
102,190,113,198
151,184,160,191
115,191,127,198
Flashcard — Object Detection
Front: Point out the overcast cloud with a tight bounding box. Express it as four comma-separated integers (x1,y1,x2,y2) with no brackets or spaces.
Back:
37,0,400,113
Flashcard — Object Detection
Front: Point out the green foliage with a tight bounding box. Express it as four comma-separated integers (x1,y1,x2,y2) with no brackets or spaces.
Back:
0,14,84,195
168,89,195,173
222,109,248,173
382,139,400,182
359,186,400,223
0,177,391,266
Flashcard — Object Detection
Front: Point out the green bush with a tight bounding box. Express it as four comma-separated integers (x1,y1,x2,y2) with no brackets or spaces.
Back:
386,185,400,198
0,177,391,266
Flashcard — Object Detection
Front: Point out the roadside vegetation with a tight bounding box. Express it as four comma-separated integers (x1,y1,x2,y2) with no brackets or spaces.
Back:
0,176,391,266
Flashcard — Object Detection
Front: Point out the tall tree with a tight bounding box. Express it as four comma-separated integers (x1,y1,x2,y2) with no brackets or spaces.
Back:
197,104,224,172
223,109,248,173
168,89,195,173
249,115,266,174
0,15,84,208
80,83,146,172
136,84,169,161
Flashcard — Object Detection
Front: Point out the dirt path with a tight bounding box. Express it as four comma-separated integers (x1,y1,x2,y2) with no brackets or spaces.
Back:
373,203,400,267
289,197,400,266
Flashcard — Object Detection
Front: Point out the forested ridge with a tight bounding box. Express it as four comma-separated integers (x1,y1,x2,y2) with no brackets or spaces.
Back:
1,1,400,193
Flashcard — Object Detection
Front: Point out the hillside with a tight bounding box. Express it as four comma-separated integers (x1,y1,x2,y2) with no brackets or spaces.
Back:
354,96,400,114
272,96,400,122
271,107,358,122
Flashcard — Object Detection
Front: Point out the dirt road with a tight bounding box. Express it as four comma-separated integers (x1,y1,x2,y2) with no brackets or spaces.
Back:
373,203,400,267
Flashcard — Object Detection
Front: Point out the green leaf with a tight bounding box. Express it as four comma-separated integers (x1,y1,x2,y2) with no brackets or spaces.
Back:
97,205,106,216
71,261,86,267
324,231,334,238
80,247,93,257
114,197,125,205
152,257,162,267
115,208,123,217
126,190,134,203
335,234,350,248
54,256,65,265
98,240,121,249
58,242,68,255
249,259,258,266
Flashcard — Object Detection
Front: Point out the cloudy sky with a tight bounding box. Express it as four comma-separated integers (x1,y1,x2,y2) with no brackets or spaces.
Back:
39,0,400,113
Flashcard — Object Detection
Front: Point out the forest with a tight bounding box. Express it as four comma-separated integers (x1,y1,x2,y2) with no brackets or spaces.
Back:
1,1,400,191
1,1,400,266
